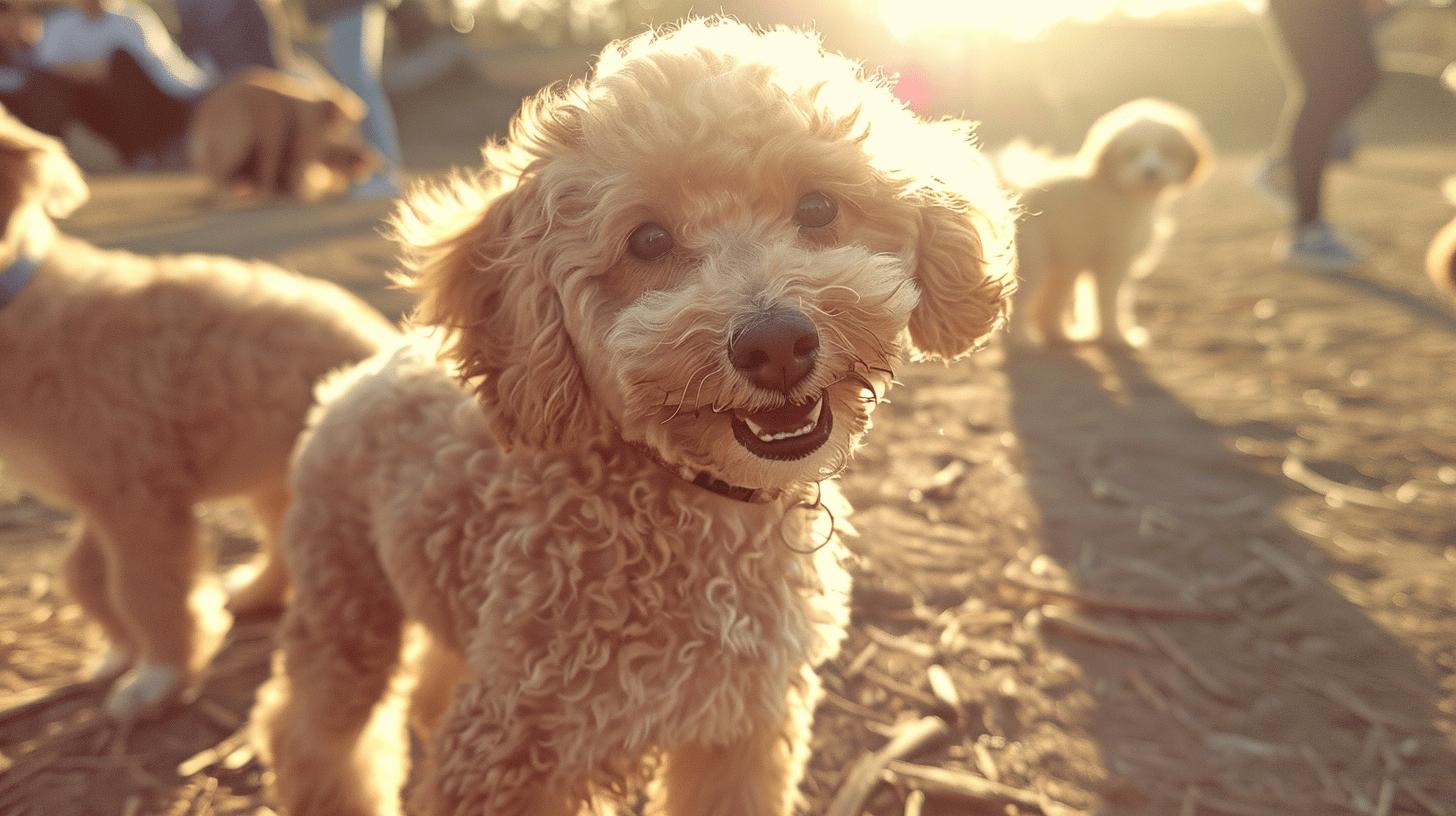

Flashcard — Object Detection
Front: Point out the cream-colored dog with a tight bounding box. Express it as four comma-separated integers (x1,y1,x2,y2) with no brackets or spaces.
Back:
250,18,1016,816
1006,98,1212,347
0,107,397,721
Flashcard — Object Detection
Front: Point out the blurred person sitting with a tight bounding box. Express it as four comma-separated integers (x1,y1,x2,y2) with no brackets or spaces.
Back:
0,0,209,168
1256,0,1386,272
305,0,402,198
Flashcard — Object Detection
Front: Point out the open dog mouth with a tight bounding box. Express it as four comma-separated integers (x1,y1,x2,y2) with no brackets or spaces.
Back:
730,393,833,461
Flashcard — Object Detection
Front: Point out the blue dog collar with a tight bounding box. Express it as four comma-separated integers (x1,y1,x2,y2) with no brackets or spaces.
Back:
0,254,39,311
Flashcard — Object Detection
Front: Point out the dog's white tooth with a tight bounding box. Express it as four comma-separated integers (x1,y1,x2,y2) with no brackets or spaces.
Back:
807,399,823,424
744,417,768,436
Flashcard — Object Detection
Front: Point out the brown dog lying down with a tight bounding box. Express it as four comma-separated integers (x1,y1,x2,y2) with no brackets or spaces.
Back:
189,67,378,202
1428,217,1456,297
0,107,399,721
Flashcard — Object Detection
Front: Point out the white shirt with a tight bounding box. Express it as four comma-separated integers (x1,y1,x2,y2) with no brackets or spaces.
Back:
33,1,212,100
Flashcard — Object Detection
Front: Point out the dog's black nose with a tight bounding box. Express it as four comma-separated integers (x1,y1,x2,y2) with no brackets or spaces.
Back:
730,310,820,393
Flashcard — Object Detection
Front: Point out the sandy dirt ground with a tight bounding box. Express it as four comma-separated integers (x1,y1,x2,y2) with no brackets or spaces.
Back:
1,77,1454,815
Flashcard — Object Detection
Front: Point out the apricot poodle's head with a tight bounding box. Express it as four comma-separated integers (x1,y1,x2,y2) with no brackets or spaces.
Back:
0,104,88,238
1079,98,1213,194
398,18,1015,493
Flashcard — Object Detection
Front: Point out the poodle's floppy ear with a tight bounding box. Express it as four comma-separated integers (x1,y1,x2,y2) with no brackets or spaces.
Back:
395,94,596,450
0,107,89,219
903,121,1018,360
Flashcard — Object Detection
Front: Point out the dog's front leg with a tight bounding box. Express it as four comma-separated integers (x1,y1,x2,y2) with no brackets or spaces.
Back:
412,680,605,816
653,667,820,816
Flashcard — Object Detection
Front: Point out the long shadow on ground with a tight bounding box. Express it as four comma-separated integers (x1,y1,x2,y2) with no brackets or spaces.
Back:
1005,344,1455,815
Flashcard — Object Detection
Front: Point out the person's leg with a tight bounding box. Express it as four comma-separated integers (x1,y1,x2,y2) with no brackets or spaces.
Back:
1266,0,1380,227
72,52,195,166
326,1,402,195
0,71,78,139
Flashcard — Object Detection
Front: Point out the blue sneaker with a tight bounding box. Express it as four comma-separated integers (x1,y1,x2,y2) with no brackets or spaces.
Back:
1279,221,1360,273
349,174,402,201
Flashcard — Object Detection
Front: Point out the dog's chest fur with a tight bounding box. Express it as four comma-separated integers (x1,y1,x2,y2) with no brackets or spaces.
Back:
359,359,850,754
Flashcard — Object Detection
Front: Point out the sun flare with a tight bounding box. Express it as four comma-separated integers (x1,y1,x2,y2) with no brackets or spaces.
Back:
875,0,1243,42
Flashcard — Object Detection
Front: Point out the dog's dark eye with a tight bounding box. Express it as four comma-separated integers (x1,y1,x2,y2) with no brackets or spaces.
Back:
627,223,673,261
794,191,837,228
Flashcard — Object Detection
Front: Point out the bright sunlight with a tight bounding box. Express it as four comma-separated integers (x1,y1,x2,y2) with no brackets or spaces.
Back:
875,0,1246,42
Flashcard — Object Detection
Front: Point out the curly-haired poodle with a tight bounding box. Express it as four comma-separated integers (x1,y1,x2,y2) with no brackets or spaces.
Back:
1005,98,1212,348
0,106,397,721
251,18,1015,815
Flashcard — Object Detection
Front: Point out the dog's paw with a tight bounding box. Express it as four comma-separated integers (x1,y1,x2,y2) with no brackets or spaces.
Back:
84,648,134,685
104,662,189,722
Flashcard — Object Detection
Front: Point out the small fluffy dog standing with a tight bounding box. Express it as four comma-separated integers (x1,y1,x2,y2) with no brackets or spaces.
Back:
189,68,378,202
251,18,1016,816
0,108,398,720
1006,98,1212,347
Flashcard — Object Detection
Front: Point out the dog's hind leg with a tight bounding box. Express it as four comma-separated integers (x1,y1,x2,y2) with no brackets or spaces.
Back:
1092,260,1146,348
88,499,227,721
253,506,408,816
225,475,291,615
61,522,135,682
1031,267,1078,346
654,666,821,816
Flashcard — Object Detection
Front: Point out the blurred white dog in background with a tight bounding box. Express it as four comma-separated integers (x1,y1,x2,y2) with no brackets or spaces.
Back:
1004,98,1213,348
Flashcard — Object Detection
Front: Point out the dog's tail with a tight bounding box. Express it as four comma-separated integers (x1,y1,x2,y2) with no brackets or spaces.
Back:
993,139,1058,191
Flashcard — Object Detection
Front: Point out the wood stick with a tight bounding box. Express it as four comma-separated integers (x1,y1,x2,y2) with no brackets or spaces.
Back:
1033,605,1155,652
1124,668,1172,716
925,665,962,718
1003,562,1232,621
1140,623,1240,703
843,642,879,679
1246,539,1309,590
821,691,897,726
0,679,103,727
1181,785,1199,816
1372,777,1395,816
864,626,938,660
884,760,1084,816
1282,455,1400,509
1398,778,1451,816
176,726,250,778
825,716,949,816
1296,677,1417,729
1299,744,1345,803
903,789,925,816
971,741,1000,783
862,667,940,710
